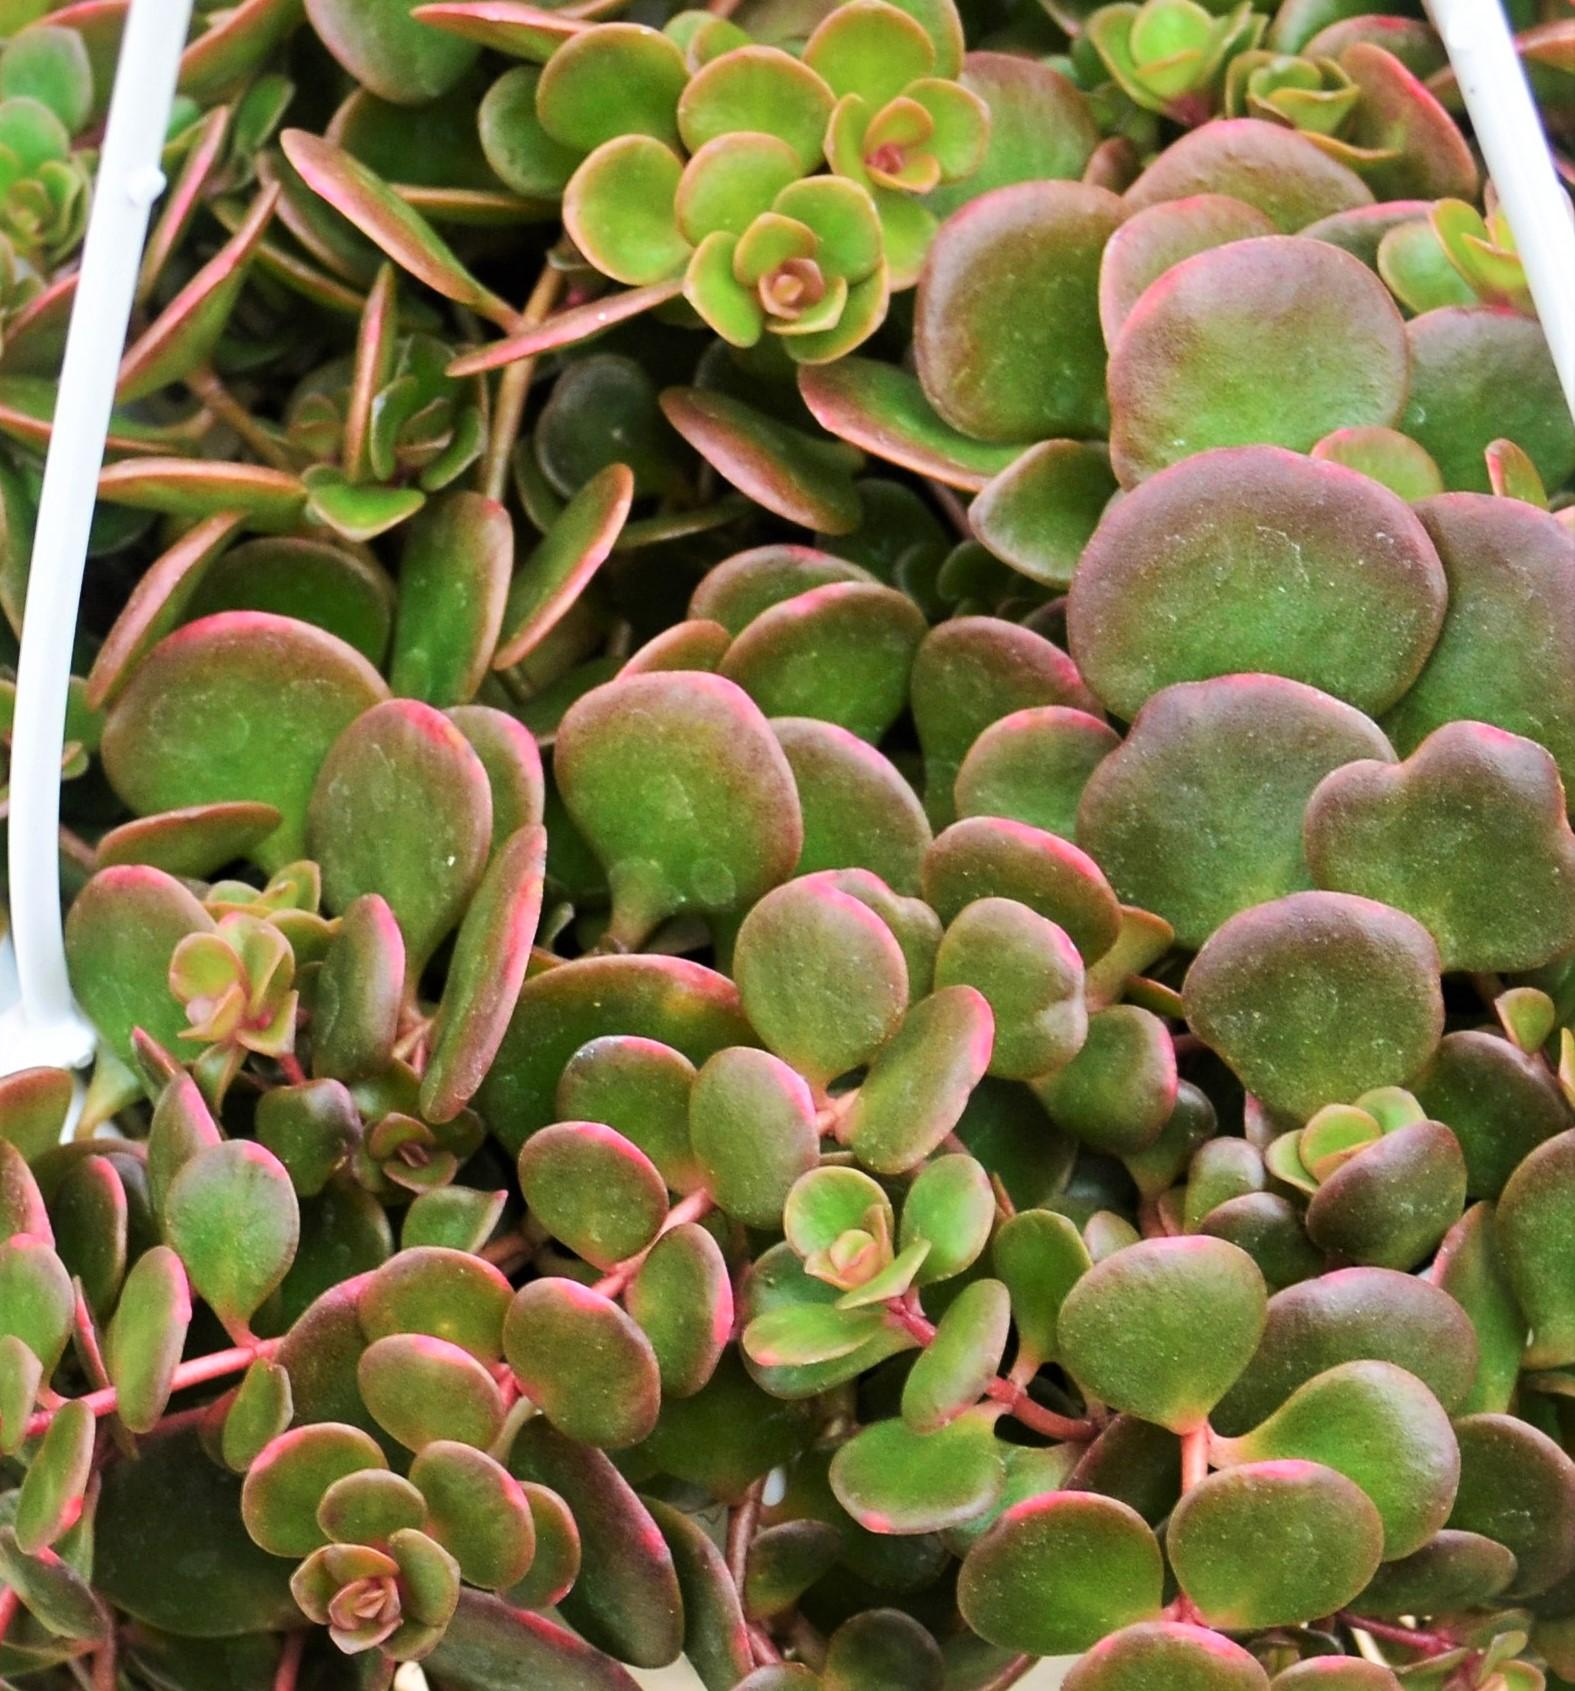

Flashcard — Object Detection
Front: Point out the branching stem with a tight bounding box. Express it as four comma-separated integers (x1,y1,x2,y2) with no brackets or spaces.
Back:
25,1338,280,1441
592,1189,714,1299
886,1293,1095,1441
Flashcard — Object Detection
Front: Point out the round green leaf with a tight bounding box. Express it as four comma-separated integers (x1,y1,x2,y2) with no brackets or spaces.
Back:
773,716,931,894
557,670,802,949
1099,193,1277,344
1449,1412,1575,1597
911,616,1102,828
166,1141,299,1336
1108,235,1406,484
830,1409,1005,1535
305,0,480,103
1304,1120,1466,1271
1305,720,1575,973
1212,1265,1479,1436
1498,1129,1575,1370
311,893,405,1084
104,1244,191,1436
991,1207,1091,1373
518,1121,668,1270
1213,1360,1459,1558
1033,1005,1176,1157
503,1278,661,1450
626,1221,732,1399
101,612,389,871
901,1278,1009,1432
1169,1461,1384,1628
1382,495,1575,799
822,1610,943,1691
359,1331,506,1452
901,1152,994,1285
1185,892,1444,1122
1067,447,1446,723
734,874,909,1087
65,866,215,1067
1065,1622,1271,1691
925,816,1120,962
537,23,686,150
1080,676,1393,950
1124,118,1373,233
1402,306,1575,494
690,1047,818,1228
969,439,1118,591
958,1491,1164,1655
390,491,512,707
846,986,994,1173
934,897,1086,1081
955,706,1118,841
356,1252,506,1380
14,1397,94,1555
1058,1236,1267,1432
308,698,492,982
914,180,1121,443
241,1421,387,1558
720,581,925,744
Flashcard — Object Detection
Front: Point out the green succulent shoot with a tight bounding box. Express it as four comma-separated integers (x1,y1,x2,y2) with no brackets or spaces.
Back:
1224,49,1362,139
168,911,300,1104
1085,0,1264,123
0,23,94,272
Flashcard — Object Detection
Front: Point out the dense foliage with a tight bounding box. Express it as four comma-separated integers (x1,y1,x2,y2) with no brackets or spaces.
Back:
1,0,1575,1687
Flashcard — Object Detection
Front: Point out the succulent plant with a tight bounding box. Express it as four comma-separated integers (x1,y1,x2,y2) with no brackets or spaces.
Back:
3,0,1575,1688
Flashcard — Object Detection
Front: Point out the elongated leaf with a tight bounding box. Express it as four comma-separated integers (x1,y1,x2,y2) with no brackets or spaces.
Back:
280,129,514,325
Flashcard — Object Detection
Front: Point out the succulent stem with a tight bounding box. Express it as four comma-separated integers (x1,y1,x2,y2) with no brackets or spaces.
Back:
1338,1613,1460,1657
591,1188,714,1299
1181,1424,1209,1492
24,1338,281,1442
480,261,564,503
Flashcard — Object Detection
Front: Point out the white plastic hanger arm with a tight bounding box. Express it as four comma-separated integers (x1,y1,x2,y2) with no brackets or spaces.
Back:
0,0,195,1077
1428,0,1575,425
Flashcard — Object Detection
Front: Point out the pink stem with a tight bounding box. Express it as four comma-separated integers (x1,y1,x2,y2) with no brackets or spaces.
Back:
273,1628,305,1691
25,1339,279,1441
592,1190,713,1299
1339,1614,1460,1657
888,1295,1095,1442
1181,1425,1209,1493
0,1586,19,1649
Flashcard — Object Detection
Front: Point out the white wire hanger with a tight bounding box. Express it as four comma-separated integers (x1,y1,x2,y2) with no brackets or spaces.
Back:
0,0,195,1078
0,0,1570,1084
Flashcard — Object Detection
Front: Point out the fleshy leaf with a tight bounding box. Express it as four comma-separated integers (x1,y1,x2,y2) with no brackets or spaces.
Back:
691,1047,818,1228
958,1492,1164,1655
503,1278,661,1450
308,698,493,983
420,825,547,1123
1058,1236,1267,1432
1168,1461,1384,1627
733,874,909,1088
556,671,802,950
829,1409,1006,1534
1185,892,1444,1122
166,1141,299,1337
101,613,389,872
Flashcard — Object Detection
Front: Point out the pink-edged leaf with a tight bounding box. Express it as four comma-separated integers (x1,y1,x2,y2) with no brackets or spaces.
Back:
420,825,547,1123
279,129,515,325
449,281,683,377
